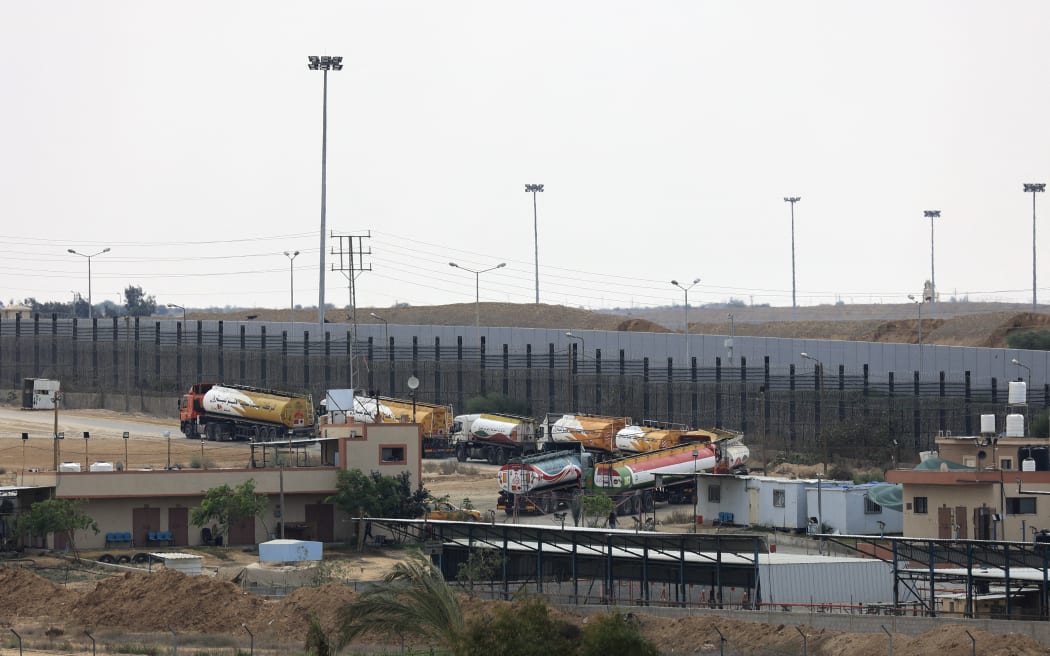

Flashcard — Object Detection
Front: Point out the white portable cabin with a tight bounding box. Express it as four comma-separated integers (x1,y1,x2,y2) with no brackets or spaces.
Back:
21,378,60,410
805,482,903,535
695,473,844,532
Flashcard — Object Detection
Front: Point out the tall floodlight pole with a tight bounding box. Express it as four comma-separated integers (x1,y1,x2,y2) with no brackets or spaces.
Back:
525,184,544,304
284,250,300,324
784,197,801,320
1025,184,1046,311
924,210,940,318
308,55,343,333
671,278,701,366
68,247,111,320
449,261,506,334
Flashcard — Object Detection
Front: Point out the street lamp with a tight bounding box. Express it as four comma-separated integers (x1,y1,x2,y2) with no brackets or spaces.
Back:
784,197,801,320
449,261,506,332
671,278,701,366
907,294,923,351
167,303,186,332
308,54,343,332
67,247,110,320
800,352,827,476
525,183,544,304
692,449,700,533
370,312,389,345
1024,184,1045,311
924,210,940,318
1011,358,1032,396
565,331,585,358
284,250,300,324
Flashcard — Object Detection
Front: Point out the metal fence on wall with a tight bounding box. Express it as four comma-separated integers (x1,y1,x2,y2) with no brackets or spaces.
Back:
1,315,1044,464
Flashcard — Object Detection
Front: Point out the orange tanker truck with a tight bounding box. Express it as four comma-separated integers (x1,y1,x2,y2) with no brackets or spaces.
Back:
178,383,316,442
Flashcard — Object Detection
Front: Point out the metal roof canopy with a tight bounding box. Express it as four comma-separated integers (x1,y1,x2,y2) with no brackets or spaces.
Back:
371,518,766,607
830,533,1050,620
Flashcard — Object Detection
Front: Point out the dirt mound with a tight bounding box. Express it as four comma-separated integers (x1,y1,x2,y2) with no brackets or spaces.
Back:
4,564,1050,654
617,317,672,332
73,569,270,633
0,567,79,618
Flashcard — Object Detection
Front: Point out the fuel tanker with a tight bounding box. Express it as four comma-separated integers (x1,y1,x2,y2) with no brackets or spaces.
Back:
497,437,750,516
452,413,540,464
352,395,455,457
178,383,316,442
614,425,745,453
541,413,632,454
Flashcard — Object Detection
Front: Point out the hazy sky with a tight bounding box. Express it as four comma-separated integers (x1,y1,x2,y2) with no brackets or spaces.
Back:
4,2,1050,314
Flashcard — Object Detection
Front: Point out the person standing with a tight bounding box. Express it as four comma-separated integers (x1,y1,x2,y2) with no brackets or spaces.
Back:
608,511,617,529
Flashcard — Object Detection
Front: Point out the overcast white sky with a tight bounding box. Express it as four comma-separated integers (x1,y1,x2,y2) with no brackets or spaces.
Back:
4,2,1050,313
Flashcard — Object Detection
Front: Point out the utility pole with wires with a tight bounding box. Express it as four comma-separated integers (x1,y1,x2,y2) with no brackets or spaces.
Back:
331,232,372,391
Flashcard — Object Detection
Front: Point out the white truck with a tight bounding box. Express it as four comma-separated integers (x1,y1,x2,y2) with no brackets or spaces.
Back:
452,413,540,465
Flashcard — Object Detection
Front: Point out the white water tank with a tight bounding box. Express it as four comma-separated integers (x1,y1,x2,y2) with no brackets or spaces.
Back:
1023,458,1037,472
980,414,996,434
1006,413,1025,437
89,461,114,472
1009,381,1028,405
58,462,81,472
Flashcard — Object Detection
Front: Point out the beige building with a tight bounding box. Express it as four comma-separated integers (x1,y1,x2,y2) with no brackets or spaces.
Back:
17,418,422,550
886,433,1050,541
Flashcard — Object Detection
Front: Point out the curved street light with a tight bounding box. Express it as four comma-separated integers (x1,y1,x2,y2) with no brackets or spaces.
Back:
800,352,827,476
284,250,300,324
907,294,923,351
166,303,186,332
784,197,801,320
68,247,111,320
370,311,389,345
449,261,506,332
671,278,701,365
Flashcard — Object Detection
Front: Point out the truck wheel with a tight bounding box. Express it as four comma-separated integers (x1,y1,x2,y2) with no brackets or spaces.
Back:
495,448,508,466
456,445,467,462
205,424,217,442
485,447,496,465
643,491,655,513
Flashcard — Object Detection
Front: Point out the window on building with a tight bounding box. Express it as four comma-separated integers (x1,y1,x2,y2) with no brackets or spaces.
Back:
380,445,406,464
772,489,786,508
1000,458,1013,471
864,498,882,514
1006,497,1037,515
708,485,721,503
913,497,928,514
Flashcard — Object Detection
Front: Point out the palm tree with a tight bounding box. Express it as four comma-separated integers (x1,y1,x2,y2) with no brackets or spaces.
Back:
336,549,465,653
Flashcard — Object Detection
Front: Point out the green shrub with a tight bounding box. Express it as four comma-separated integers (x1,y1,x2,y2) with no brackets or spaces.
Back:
579,611,658,656
1007,330,1050,350
461,596,578,656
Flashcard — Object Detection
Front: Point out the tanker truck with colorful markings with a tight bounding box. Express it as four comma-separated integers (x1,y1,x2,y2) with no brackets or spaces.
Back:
497,433,750,515
351,395,456,458
614,424,745,454
540,413,633,455
452,413,540,464
178,383,317,442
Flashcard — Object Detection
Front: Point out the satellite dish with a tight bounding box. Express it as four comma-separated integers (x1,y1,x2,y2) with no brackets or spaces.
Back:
407,376,420,391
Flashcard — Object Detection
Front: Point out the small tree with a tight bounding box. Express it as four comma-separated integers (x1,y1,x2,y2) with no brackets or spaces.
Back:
579,611,658,656
581,490,614,528
328,470,429,520
455,547,503,595
123,285,157,317
190,479,268,546
15,498,98,561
